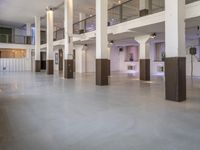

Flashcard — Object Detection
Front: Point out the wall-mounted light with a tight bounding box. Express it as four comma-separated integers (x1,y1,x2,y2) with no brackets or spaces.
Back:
110,40,114,44
46,6,54,11
150,33,157,39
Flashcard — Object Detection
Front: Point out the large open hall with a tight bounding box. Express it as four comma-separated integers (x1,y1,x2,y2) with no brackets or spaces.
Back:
0,0,200,150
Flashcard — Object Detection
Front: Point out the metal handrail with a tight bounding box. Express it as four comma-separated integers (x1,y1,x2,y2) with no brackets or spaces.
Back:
53,0,199,39
0,34,34,44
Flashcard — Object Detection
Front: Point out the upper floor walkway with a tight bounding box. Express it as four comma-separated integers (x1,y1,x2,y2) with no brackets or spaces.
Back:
1,0,200,48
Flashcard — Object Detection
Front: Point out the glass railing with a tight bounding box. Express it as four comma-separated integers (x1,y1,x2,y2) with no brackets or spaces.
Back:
73,0,165,34
0,34,12,43
186,0,200,4
73,16,96,34
54,28,64,41
0,34,34,45
53,0,199,40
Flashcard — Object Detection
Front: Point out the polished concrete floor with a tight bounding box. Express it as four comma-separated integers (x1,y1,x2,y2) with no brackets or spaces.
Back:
0,72,200,150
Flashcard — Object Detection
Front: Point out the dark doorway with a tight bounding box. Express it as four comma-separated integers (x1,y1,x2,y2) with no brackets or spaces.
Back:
40,52,46,70
59,49,63,71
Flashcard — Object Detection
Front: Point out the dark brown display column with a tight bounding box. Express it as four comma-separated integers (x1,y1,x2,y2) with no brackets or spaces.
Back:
107,59,111,76
34,16,41,72
64,60,73,79
96,0,109,86
64,0,74,79
165,0,186,101
135,35,151,81
140,59,150,81
96,59,108,85
46,8,54,75
165,57,186,101
47,60,54,74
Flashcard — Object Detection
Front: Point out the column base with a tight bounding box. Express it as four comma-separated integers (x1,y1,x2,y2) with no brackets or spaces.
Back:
165,57,186,102
64,59,74,79
139,9,149,17
35,60,41,72
108,59,111,76
47,60,54,75
96,59,109,86
140,59,150,81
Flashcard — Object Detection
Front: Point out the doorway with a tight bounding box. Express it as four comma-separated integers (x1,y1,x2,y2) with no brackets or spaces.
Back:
40,52,46,70
59,49,63,71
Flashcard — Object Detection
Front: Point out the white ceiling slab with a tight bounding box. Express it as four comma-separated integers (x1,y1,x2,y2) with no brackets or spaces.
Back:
0,0,127,27
0,0,64,26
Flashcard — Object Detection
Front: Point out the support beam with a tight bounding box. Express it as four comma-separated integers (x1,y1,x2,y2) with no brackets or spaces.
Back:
96,0,109,86
165,0,186,102
135,35,150,81
64,0,74,79
46,8,54,75
34,17,41,72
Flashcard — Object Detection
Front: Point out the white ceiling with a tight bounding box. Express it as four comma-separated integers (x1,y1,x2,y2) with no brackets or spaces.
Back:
0,0,128,27
0,0,64,26
0,0,166,28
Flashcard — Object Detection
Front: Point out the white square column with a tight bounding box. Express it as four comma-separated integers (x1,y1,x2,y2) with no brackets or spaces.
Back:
96,0,109,86
165,0,186,102
34,16,41,72
79,13,86,33
139,0,152,16
135,35,151,81
46,8,54,75
64,0,74,79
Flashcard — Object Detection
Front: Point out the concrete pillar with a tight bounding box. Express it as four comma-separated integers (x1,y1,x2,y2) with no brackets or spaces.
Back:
64,0,74,79
46,8,54,75
79,13,86,33
135,35,150,81
26,23,32,44
34,16,41,72
139,0,152,16
165,0,186,102
96,0,109,86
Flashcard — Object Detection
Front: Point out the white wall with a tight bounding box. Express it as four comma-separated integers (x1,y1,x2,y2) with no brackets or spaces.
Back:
151,40,200,77
110,46,120,71
186,39,200,76
75,45,87,73
86,44,96,73
79,41,200,77
81,44,140,73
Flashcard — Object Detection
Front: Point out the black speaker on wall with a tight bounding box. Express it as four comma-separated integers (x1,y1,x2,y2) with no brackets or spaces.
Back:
119,48,123,52
189,47,197,55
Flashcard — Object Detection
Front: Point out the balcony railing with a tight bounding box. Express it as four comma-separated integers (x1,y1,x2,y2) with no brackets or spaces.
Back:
186,0,200,4
73,0,165,34
52,0,200,41
0,34,34,45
